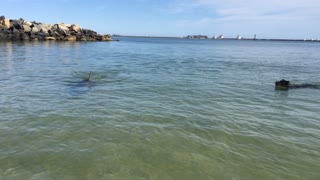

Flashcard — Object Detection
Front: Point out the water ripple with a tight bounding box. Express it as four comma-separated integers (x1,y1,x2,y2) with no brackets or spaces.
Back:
0,39,320,179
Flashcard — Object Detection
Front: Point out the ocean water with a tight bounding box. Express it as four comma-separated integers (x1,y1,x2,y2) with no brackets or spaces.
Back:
0,38,319,179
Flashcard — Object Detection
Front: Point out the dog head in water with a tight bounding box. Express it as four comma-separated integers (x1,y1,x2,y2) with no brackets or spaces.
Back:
275,79,290,90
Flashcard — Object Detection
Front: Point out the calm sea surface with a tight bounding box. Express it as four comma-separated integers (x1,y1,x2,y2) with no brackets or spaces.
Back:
0,37,320,179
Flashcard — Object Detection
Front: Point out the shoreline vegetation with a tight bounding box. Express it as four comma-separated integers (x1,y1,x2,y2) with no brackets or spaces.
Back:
0,16,112,41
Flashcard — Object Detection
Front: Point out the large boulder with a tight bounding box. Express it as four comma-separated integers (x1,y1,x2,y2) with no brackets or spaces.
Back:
31,26,39,33
32,24,52,33
40,27,49,33
82,29,97,37
22,24,31,32
29,32,38,40
44,24,52,29
24,21,33,26
97,35,113,41
0,24,7,31
57,23,69,31
12,31,21,40
38,32,49,38
12,27,19,33
21,33,30,40
80,37,87,41
45,36,55,40
0,33,8,40
51,24,58,30
10,18,24,30
65,35,76,41
70,24,81,32
56,23,70,36
102,35,112,41
17,18,24,24
0,16,10,28
64,23,71,28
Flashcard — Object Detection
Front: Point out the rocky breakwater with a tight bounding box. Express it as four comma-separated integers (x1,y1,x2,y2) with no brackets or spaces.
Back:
0,16,112,41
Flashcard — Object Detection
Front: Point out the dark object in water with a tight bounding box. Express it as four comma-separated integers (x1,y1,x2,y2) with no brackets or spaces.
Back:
71,72,94,87
79,71,95,88
275,79,290,90
275,79,319,90
87,71,92,82
66,72,96,95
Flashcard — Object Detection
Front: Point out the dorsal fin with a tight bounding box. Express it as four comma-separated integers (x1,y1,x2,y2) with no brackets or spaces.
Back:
87,72,92,82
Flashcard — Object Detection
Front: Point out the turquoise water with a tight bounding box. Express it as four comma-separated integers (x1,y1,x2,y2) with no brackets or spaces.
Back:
0,38,320,179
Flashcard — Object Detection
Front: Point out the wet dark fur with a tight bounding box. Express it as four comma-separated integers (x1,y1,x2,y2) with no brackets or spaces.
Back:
275,79,319,90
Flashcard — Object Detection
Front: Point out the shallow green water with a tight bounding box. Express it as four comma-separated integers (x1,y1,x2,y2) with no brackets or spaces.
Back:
0,38,320,179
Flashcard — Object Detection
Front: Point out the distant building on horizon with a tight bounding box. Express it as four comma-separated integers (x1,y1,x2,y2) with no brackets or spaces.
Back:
185,35,208,39
236,35,242,40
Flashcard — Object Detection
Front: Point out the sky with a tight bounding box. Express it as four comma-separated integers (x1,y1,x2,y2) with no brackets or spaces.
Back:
2,0,320,39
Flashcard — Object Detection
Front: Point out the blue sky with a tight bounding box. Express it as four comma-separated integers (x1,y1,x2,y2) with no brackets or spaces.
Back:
2,0,320,39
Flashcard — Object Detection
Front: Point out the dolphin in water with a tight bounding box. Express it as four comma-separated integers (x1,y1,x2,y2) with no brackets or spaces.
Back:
275,79,319,90
71,72,95,87
86,71,93,85
66,72,96,95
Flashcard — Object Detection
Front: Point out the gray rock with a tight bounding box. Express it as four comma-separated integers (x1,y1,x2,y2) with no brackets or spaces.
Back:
12,27,19,33
38,32,49,37
51,24,58,31
66,35,76,41
0,32,8,40
24,21,32,26
35,24,51,33
70,24,81,32
0,17,10,28
40,27,49,33
11,21,23,30
31,26,39,33
65,23,71,28
57,23,69,31
0,24,7,30
56,28,67,36
44,24,52,29
29,32,37,39
21,34,30,40
82,29,97,36
57,23,70,36
17,18,24,24
45,36,55,40
80,37,87,41
12,31,21,40
22,24,31,32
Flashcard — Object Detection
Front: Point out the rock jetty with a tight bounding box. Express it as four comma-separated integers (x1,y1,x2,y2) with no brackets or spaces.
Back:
0,16,112,41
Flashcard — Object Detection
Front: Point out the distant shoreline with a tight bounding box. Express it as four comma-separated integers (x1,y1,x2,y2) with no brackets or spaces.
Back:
113,35,181,39
114,35,320,42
